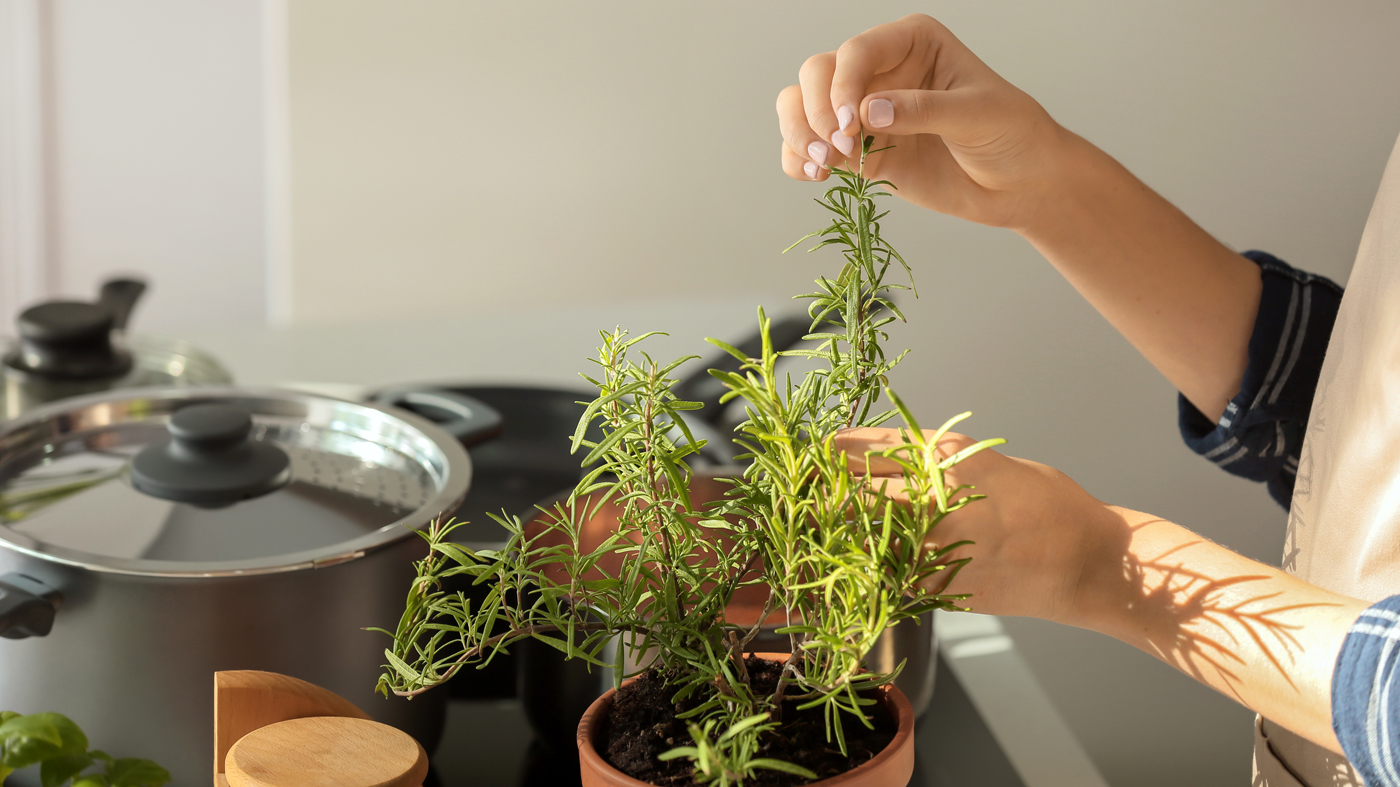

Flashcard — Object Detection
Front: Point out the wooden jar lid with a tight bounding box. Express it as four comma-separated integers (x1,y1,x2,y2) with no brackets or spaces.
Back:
224,716,428,787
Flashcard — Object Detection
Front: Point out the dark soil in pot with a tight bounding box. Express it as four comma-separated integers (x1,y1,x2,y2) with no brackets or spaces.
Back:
602,655,896,787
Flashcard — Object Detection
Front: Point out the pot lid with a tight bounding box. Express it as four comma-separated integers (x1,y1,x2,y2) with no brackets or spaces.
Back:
0,388,471,576
1,334,236,421
2,276,235,421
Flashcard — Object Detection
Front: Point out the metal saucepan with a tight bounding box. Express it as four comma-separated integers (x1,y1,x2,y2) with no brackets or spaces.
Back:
364,316,812,700
0,387,492,786
367,314,812,552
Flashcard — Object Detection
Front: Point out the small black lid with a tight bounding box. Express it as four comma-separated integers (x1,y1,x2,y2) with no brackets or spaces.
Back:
18,302,114,343
131,404,292,506
4,300,132,381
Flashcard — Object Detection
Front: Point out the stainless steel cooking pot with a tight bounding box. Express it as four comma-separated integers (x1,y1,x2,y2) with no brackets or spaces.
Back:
1,278,234,421
0,388,479,786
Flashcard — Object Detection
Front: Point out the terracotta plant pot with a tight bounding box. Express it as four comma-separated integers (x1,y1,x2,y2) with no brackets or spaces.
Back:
575,653,916,787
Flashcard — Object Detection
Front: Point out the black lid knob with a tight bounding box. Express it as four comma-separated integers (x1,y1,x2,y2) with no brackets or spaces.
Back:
4,300,132,381
169,405,253,450
19,302,113,343
131,404,291,506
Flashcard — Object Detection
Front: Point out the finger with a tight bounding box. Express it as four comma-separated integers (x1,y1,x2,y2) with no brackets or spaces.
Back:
855,475,954,505
861,86,995,142
797,52,851,163
830,14,947,148
834,427,974,475
782,142,829,182
776,84,835,174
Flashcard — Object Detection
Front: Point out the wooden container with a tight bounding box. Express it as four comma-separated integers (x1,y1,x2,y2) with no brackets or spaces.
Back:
214,670,429,787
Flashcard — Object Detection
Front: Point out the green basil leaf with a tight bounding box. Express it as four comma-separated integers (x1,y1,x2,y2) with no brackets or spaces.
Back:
41,752,94,787
105,757,171,787
0,712,86,769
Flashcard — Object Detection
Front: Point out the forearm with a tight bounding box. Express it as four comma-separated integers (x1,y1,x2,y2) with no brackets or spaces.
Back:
1068,505,1367,753
1016,129,1263,422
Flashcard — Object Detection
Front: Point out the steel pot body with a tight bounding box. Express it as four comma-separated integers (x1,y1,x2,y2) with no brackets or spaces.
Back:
0,388,474,786
0,540,441,786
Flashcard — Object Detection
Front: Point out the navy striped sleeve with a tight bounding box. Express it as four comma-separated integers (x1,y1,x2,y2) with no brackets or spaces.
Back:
1334,595,1400,786
1178,251,1344,508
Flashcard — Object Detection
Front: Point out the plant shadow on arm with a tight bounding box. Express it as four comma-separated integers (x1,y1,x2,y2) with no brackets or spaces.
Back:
1098,516,1341,707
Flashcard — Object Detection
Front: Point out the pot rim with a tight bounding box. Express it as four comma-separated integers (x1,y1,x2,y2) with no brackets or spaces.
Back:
0,387,472,577
576,652,916,787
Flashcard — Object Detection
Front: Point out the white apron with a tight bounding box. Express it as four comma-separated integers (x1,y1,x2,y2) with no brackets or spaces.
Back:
1254,131,1400,786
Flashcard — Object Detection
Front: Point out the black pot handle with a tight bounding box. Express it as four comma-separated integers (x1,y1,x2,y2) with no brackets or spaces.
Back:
97,278,147,332
0,573,60,639
373,389,505,448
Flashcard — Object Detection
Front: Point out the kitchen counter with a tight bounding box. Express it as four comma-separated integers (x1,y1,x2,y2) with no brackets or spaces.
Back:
186,297,1108,787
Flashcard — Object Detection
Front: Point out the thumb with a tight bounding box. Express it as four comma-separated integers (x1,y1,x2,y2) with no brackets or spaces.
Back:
860,88,998,144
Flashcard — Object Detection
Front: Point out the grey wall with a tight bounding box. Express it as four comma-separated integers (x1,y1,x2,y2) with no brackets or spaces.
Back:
285,2,1400,785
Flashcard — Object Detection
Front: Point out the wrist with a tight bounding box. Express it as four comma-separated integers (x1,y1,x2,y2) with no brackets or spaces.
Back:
1008,128,1128,239
1053,503,1143,633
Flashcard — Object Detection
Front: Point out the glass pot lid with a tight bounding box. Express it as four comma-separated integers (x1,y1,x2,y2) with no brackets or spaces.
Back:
1,278,235,421
0,388,471,576
1,334,235,421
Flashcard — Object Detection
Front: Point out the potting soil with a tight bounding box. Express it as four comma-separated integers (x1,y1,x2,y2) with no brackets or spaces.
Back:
602,654,896,786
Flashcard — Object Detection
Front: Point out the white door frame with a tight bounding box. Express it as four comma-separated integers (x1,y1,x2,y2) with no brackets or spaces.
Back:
262,0,292,327
0,0,52,329
0,0,292,332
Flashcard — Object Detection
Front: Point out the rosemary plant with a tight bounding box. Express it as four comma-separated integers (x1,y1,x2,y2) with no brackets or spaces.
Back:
377,138,1003,785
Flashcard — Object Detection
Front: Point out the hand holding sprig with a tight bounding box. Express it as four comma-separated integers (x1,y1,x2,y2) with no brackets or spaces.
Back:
780,13,1264,422
838,424,1375,756
836,426,1121,625
778,13,1065,229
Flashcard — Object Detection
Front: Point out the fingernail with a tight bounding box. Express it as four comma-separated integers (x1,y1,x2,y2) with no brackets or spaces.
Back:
806,140,829,167
831,133,854,157
837,105,855,132
803,161,819,179
869,98,894,128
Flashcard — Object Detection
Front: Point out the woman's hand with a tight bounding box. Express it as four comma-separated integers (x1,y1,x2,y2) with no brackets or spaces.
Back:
777,13,1066,229
837,425,1368,754
834,426,1126,625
